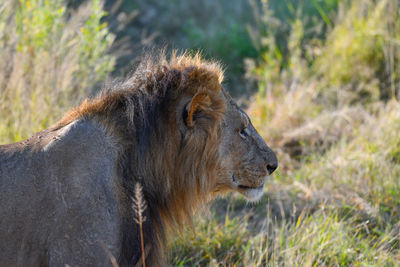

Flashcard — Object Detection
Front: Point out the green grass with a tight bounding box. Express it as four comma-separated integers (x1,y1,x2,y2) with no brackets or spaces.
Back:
171,206,399,266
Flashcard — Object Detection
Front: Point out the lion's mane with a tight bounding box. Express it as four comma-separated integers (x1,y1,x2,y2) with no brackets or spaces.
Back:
55,51,226,265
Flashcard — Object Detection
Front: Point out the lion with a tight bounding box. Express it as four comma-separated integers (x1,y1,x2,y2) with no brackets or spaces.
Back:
0,51,277,266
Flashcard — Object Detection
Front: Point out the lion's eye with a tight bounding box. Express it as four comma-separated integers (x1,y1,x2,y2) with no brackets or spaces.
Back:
239,127,248,138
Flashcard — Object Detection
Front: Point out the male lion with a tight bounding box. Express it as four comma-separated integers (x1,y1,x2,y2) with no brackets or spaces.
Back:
0,52,277,266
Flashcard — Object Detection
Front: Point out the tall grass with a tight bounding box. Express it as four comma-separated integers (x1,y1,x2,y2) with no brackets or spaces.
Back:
314,0,400,104
0,0,114,144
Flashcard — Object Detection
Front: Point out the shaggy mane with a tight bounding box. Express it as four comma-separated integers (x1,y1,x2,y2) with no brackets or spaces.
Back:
57,51,224,128
54,51,226,266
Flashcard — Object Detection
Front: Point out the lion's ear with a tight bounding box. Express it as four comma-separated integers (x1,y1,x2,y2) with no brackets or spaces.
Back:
184,92,212,128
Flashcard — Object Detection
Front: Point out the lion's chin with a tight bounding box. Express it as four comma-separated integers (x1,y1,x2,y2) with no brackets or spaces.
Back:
239,185,265,202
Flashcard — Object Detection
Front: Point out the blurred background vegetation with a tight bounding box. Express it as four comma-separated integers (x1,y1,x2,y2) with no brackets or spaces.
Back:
1,0,400,265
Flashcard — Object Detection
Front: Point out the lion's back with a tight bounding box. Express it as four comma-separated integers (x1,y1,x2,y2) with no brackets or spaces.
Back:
0,120,122,266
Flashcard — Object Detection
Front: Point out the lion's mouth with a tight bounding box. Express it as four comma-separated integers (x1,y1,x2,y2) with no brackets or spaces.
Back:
232,173,266,202
232,174,265,190
238,184,264,190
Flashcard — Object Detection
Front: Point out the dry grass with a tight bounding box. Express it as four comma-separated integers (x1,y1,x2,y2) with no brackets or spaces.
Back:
132,183,148,267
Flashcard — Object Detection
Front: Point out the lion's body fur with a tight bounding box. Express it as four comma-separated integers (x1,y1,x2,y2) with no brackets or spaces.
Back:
0,52,227,266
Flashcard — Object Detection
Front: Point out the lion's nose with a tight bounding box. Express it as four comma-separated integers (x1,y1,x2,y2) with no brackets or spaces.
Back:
266,162,278,175
260,141,278,175
262,147,278,175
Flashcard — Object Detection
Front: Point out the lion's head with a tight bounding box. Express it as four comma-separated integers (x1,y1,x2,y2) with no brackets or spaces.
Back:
158,53,278,204
215,90,278,201
175,83,278,203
